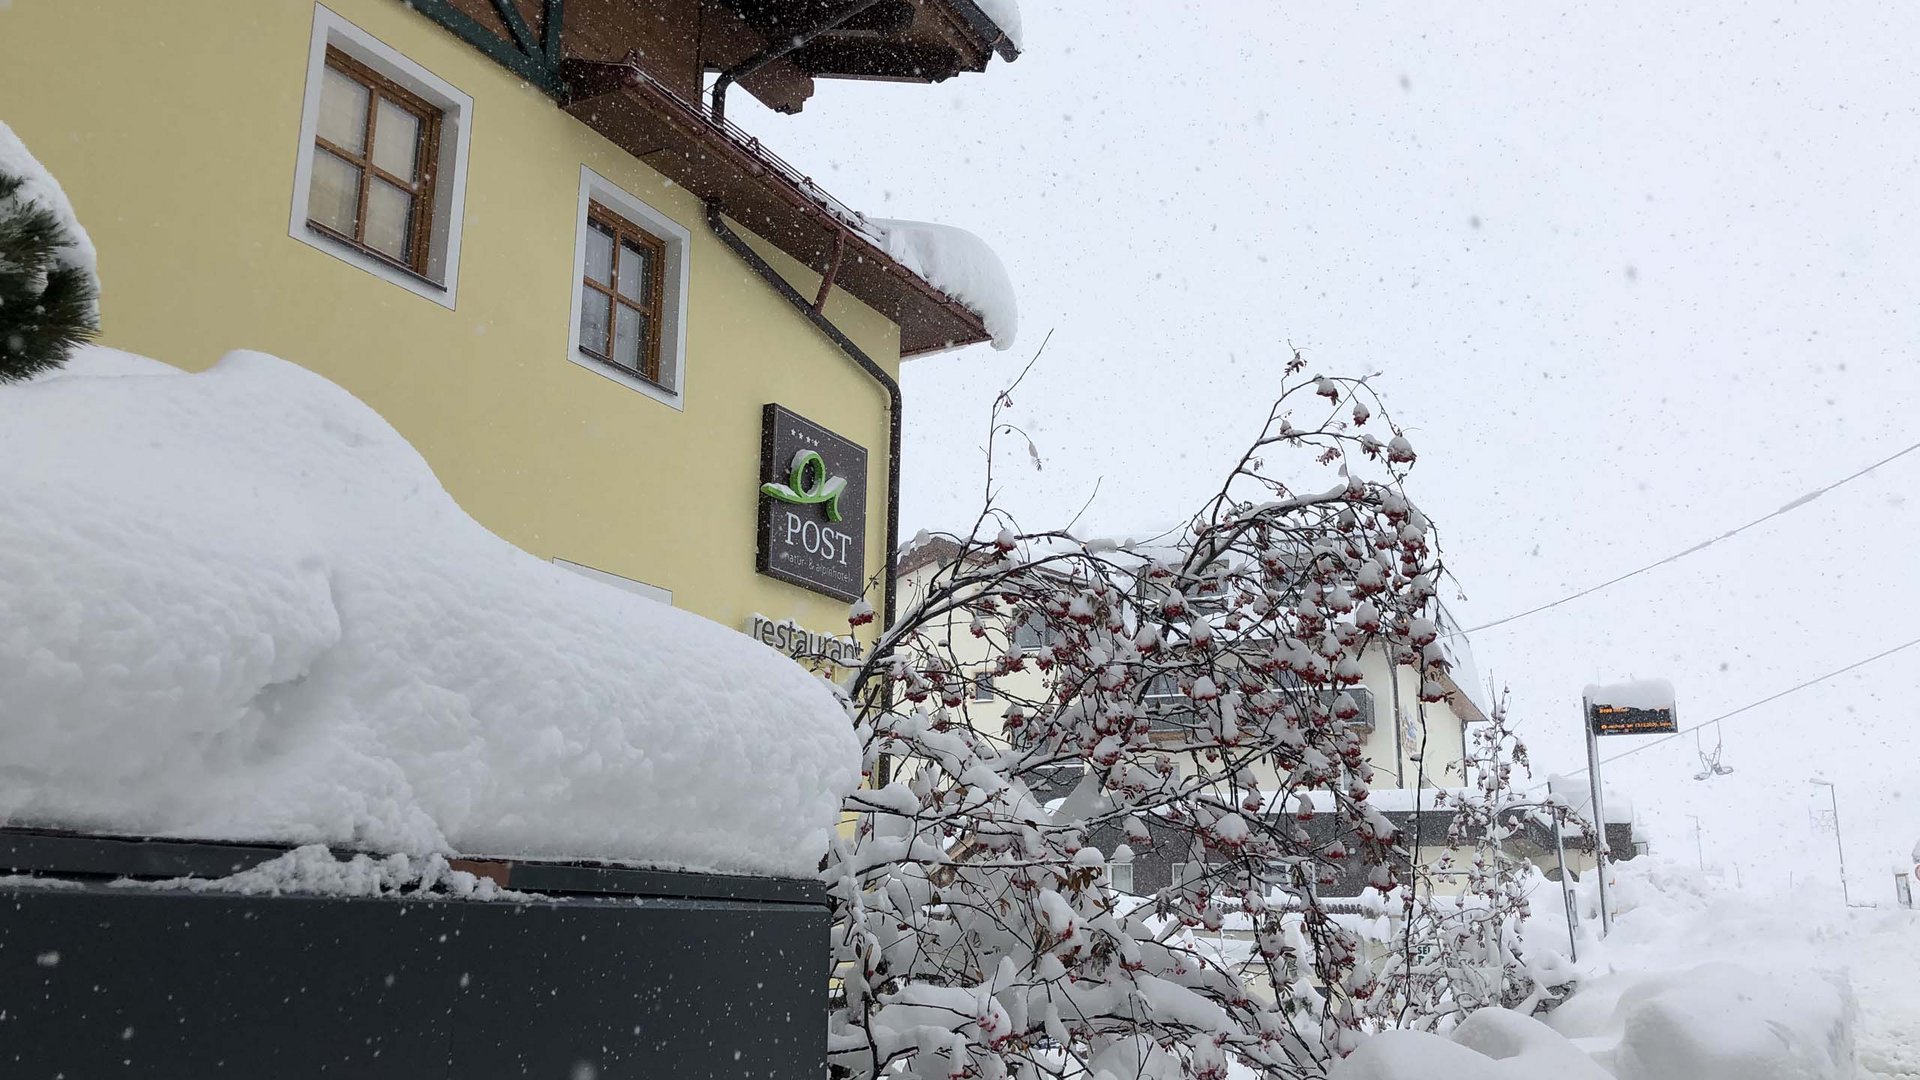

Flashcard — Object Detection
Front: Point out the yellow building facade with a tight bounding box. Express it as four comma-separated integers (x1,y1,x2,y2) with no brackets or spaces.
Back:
0,0,1013,645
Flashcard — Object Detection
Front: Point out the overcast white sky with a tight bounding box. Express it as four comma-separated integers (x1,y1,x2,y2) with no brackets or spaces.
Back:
741,1,1920,893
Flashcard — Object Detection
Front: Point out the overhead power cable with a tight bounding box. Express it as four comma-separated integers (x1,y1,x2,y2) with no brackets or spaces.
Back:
1457,437,1920,637
1536,633,1920,785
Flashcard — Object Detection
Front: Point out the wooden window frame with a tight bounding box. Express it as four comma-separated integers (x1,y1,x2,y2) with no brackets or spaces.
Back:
578,202,670,387
307,45,444,277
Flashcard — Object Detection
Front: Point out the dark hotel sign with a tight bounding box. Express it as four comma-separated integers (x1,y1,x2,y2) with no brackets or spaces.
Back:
1588,702,1678,737
756,404,868,602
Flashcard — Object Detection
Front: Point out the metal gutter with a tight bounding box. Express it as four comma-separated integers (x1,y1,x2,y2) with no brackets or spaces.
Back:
705,204,901,636
941,0,1022,62
709,0,888,125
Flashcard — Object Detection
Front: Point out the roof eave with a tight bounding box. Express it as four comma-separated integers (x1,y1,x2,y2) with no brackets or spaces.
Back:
931,0,1021,63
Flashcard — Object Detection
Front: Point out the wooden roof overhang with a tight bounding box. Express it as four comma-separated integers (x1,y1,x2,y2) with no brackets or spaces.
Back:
400,0,999,355
716,0,1017,85
559,59,991,356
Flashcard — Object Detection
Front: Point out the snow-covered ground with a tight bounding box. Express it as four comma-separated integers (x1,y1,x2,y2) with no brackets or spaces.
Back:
1331,858,1918,1079
0,346,860,877
1570,861,1920,1079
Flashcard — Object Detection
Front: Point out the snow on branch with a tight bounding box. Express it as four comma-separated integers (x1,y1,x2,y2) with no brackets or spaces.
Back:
818,357,1543,1078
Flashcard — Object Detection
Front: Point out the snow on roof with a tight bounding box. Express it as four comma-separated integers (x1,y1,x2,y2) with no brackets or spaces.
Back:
1583,677,1677,711
870,218,1018,350
972,0,1023,49
1546,774,1636,825
1433,600,1490,719
0,347,860,878
0,120,98,317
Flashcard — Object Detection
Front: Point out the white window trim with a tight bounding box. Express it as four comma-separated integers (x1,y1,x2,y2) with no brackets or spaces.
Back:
553,558,672,605
289,5,472,309
566,166,692,409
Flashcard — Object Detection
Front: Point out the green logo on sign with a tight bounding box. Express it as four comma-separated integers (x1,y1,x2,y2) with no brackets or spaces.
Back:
761,449,849,522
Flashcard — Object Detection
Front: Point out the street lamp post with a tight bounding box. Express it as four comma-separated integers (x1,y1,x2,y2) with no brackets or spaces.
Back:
1687,814,1705,872
1807,778,1851,906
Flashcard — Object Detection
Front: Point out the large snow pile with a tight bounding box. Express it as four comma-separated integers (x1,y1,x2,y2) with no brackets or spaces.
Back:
1526,858,1884,1080
1332,1010,1610,1080
871,218,1018,350
1328,857,1881,1080
0,347,861,877
0,120,99,313
1546,962,1855,1080
1331,965,1855,1080
1554,858,1913,1078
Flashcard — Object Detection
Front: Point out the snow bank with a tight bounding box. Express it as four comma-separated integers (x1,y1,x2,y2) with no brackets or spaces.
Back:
973,0,1023,49
1331,1010,1609,1080
1331,969,1854,1080
871,218,1018,350
1547,963,1855,1080
0,120,99,313
1512,859,1869,1080
0,347,860,877
1583,678,1676,711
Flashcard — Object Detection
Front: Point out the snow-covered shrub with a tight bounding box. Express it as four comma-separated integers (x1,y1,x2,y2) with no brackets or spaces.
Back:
825,359,1474,1078
1373,693,1589,1025
0,121,98,382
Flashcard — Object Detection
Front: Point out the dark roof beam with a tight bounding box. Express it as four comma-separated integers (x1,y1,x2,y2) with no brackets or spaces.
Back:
711,0,886,123
792,39,963,81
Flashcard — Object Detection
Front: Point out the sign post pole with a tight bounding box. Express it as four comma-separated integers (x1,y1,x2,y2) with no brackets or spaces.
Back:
1583,694,1613,935
1554,815,1579,961
1581,679,1678,938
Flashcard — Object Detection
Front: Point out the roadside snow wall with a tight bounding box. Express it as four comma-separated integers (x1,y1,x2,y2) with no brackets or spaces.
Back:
0,347,861,878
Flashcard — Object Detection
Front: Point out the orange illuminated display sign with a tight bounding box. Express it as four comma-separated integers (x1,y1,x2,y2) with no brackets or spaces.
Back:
1588,703,1678,736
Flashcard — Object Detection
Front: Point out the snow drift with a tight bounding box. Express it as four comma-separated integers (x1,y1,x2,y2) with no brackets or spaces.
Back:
1330,968,1854,1080
0,347,861,877
1331,857,1865,1080
1546,962,1855,1080
1331,1010,1610,1080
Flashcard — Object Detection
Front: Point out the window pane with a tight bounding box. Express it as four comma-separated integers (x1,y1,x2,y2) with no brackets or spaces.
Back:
318,65,369,154
579,290,611,357
372,99,421,181
364,179,413,261
584,222,614,285
614,304,644,372
307,149,361,235
616,240,651,302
